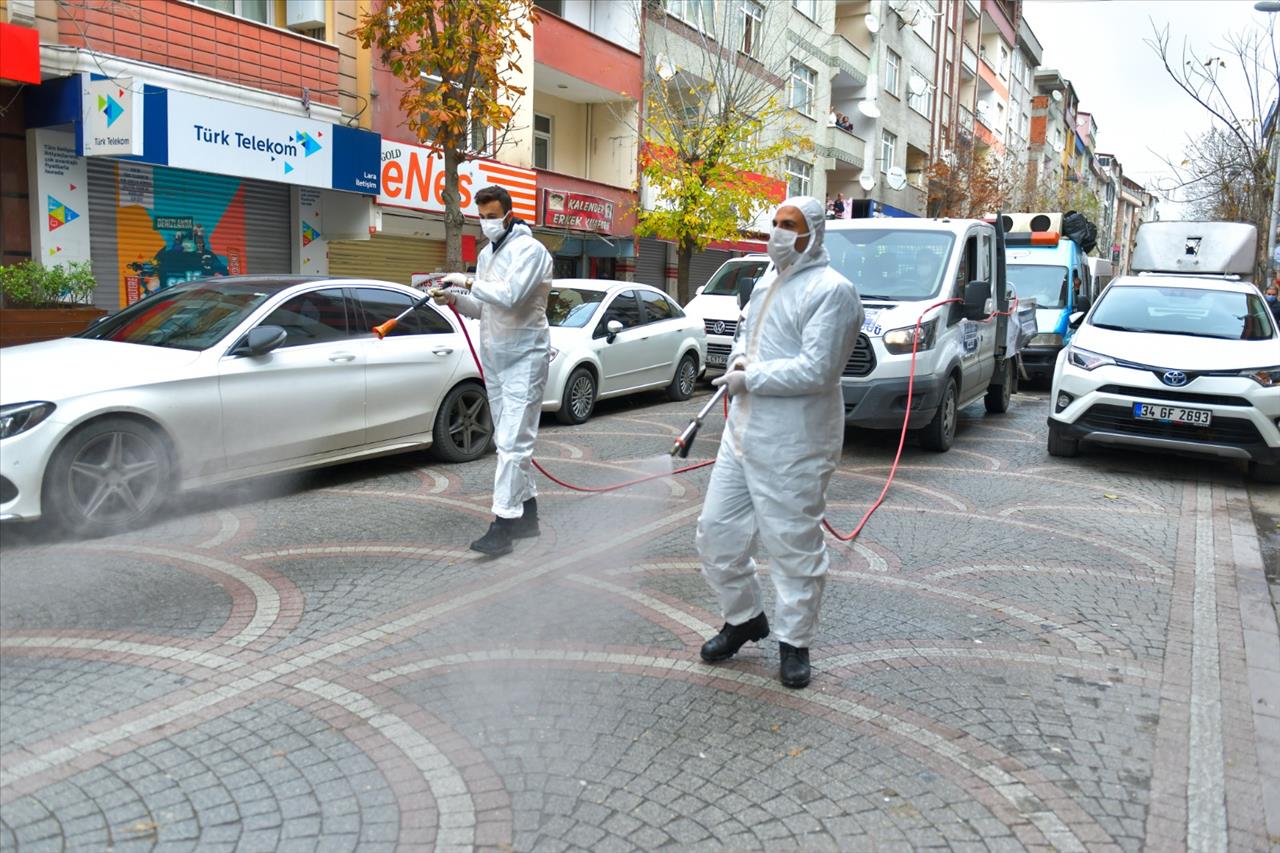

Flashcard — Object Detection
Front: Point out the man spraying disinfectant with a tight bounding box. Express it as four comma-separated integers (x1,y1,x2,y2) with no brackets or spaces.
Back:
696,196,862,689
431,186,553,557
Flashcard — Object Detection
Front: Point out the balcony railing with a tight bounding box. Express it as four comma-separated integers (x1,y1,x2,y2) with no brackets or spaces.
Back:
959,107,974,133
829,33,870,87
822,125,865,171
962,46,977,76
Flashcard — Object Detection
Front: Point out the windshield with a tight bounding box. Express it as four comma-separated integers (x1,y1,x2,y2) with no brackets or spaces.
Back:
1090,285,1275,340
825,229,955,301
547,287,607,328
703,259,770,297
78,280,276,350
1007,264,1068,310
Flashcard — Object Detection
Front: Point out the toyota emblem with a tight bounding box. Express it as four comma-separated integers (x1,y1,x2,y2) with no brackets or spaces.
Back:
1161,370,1189,387
713,320,727,335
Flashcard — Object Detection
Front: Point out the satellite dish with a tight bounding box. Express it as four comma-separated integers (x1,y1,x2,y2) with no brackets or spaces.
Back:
654,54,677,81
908,75,929,96
1051,89,1063,103
859,172,876,192
857,99,881,118
864,13,880,33
886,167,907,190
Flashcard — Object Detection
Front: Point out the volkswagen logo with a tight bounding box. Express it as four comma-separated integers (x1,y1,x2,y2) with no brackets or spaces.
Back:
1161,370,1189,387
713,320,727,335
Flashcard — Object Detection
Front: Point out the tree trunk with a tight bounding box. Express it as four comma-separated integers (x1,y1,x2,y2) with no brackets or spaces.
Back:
442,146,465,273
677,237,696,306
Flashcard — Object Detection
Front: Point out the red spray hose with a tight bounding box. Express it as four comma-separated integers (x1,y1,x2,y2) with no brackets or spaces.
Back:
443,295,1017,539
446,303,715,493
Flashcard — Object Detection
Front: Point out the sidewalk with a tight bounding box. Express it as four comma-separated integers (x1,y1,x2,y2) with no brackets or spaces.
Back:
1,390,1277,851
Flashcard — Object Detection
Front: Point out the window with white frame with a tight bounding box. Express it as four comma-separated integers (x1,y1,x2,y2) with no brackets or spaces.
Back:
885,50,900,97
667,0,715,32
880,130,897,174
792,0,817,20
786,157,812,197
533,113,553,170
998,44,1009,79
911,0,935,46
907,70,932,118
195,0,270,24
739,0,765,57
789,60,816,115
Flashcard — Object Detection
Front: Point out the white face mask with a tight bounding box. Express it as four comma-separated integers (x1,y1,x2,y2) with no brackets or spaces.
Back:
480,216,507,242
767,226,801,270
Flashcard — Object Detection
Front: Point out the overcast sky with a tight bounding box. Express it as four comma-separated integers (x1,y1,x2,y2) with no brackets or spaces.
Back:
1022,0,1276,216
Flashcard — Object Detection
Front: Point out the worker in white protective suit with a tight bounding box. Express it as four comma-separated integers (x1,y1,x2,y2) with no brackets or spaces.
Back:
696,196,862,689
433,185,553,557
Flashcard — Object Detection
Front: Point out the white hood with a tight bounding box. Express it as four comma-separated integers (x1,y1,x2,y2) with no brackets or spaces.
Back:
1073,324,1280,371
0,338,203,404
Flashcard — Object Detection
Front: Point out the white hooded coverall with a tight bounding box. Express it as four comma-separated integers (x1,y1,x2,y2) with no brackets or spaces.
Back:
696,196,863,648
452,220,553,519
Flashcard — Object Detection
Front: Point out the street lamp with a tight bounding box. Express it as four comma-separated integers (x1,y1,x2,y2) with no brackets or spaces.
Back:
1256,1,1280,11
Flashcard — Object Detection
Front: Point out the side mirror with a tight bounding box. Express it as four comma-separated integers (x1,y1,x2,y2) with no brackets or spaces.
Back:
1068,311,1086,329
694,285,705,297
961,280,991,321
606,319,623,343
737,277,758,311
235,325,287,356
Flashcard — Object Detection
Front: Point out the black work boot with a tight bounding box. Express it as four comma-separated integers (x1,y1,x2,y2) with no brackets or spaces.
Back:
470,518,514,557
511,497,540,539
700,612,770,663
779,642,811,689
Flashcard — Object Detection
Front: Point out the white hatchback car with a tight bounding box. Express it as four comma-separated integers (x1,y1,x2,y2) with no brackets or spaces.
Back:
543,279,706,424
0,276,491,535
1048,275,1280,481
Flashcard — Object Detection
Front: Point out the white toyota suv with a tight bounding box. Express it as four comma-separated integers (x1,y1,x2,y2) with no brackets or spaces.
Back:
1047,222,1280,482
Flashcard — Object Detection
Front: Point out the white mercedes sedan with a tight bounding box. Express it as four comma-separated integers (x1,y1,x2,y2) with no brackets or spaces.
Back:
0,276,492,535
542,279,706,424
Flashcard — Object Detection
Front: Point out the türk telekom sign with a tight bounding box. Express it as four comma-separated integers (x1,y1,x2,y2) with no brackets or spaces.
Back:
543,189,614,233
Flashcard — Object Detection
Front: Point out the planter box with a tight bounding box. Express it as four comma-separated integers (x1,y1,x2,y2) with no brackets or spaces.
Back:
0,306,109,348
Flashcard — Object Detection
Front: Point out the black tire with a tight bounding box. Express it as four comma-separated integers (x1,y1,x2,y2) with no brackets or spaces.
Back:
430,382,494,463
666,352,698,402
984,358,1014,414
43,417,172,537
1047,420,1080,458
1248,460,1280,483
918,378,958,452
556,366,597,425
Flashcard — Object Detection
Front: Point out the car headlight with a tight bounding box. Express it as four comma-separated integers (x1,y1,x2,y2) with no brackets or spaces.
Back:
882,319,937,355
1067,346,1115,371
0,402,56,439
1238,366,1280,386
1030,333,1064,349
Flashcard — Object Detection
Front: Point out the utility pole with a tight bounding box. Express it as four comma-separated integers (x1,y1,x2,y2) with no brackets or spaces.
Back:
1257,2,1280,281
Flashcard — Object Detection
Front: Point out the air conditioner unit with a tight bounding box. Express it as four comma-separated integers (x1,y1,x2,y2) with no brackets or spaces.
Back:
286,0,326,32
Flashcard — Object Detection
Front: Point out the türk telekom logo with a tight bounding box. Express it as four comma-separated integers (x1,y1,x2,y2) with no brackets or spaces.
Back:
99,92,124,127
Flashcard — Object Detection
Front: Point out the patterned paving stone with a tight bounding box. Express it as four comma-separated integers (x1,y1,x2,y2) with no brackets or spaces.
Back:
0,389,1276,850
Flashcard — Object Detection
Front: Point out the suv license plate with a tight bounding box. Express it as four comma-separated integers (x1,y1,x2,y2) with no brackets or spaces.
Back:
1133,402,1212,426
707,353,727,367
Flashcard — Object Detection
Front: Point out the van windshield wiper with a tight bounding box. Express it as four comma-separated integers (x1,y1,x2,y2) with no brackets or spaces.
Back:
859,294,897,301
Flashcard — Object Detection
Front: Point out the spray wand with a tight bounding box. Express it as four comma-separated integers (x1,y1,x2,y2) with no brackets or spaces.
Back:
670,385,728,458
372,273,464,339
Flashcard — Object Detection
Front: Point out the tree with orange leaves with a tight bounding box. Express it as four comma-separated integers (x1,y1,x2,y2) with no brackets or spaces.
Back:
356,0,534,272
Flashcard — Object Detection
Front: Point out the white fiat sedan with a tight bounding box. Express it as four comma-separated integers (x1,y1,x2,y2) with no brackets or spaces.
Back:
0,276,491,535
1048,275,1280,481
542,279,706,424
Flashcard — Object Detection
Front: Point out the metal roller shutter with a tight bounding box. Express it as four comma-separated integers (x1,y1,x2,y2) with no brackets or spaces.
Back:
328,234,447,285
689,248,734,294
634,237,668,289
87,160,290,311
